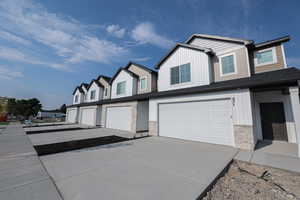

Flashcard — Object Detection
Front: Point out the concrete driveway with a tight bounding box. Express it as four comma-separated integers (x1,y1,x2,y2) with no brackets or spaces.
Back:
41,136,237,200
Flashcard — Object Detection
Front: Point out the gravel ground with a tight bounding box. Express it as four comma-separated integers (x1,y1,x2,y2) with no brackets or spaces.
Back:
203,160,300,200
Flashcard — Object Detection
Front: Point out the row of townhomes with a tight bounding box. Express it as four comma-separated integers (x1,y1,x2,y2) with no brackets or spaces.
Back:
66,34,300,156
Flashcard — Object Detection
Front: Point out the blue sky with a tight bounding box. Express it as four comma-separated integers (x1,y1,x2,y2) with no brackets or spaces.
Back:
0,0,299,109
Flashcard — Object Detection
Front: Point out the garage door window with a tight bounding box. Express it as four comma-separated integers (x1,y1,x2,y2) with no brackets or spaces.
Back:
170,63,191,85
117,81,126,95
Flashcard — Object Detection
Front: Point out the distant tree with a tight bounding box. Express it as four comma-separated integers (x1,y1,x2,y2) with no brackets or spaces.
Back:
0,104,3,113
60,104,67,114
7,98,42,119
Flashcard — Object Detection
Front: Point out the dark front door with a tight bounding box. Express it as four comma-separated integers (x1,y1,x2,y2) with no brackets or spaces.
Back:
260,102,288,141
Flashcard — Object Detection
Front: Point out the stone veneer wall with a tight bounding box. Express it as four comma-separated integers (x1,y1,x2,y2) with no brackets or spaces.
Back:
233,125,255,150
148,121,158,136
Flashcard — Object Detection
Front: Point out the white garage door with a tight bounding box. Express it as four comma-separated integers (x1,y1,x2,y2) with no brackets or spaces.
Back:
80,108,95,126
106,106,132,131
67,109,77,123
158,99,234,146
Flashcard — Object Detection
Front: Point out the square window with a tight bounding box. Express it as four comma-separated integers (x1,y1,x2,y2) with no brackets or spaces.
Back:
221,54,235,75
117,81,126,95
140,78,147,90
170,63,190,85
256,49,274,64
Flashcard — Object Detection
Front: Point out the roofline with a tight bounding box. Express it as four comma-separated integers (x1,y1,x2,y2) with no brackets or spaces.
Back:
72,86,84,95
155,43,213,69
87,79,104,90
109,67,139,84
124,61,157,74
185,34,253,45
253,35,290,49
96,75,111,83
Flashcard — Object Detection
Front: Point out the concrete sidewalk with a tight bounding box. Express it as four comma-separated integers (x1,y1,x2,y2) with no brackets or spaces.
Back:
235,148,300,173
0,124,62,200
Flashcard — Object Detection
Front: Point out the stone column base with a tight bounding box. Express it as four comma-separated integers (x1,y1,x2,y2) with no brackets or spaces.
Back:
234,125,255,150
149,121,158,136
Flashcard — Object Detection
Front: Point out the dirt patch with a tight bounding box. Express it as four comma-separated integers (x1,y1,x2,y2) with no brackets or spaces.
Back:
203,160,300,200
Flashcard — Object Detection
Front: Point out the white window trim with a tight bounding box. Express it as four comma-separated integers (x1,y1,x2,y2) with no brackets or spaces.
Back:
139,76,147,91
170,63,192,86
281,44,287,68
219,52,238,77
116,81,126,96
254,47,277,67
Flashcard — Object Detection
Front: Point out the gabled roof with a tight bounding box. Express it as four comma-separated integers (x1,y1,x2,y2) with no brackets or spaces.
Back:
253,35,290,49
185,34,253,45
81,83,89,91
97,75,111,83
109,67,139,84
155,43,213,69
87,79,104,90
124,61,157,74
72,86,84,95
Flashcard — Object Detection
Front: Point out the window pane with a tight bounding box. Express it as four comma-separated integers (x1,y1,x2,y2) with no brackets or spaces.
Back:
180,64,191,83
221,55,235,74
257,50,273,64
117,81,126,95
170,66,179,85
141,78,146,89
104,88,107,96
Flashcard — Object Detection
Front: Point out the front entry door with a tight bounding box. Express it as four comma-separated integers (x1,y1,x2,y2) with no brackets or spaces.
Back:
260,102,288,141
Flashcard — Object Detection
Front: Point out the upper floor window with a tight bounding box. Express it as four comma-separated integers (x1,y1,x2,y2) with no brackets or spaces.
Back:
116,81,126,95
220,53,236,76
90,90,96,100
170,63,191,85
84,94,87,101
104,88,108,96
140,77,147,90
75,95,78,103
255,47,277,66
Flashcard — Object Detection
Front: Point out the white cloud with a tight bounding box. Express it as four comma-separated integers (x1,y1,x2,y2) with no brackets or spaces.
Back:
132,57,151,62
0,65,23,80
287,57,300,67
131,22,174,49
0,30,31,45
106,24,126,38
0,46,68,70
0,0,128,66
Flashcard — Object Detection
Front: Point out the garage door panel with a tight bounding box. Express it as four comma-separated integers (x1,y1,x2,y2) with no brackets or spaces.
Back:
81,108,95,126
159,99,234,146
106,106,132,131
67,110,77,123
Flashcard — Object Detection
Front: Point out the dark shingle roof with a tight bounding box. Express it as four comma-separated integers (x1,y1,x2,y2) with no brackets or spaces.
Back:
87,79,104,90
185,34,253,45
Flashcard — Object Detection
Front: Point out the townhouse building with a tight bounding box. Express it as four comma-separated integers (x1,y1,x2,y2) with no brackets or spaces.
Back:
66,34,300,156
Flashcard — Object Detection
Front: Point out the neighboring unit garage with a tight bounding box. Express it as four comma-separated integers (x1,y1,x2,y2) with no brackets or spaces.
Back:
149,89,255,149
158,99,234,146
106,106,132,131
102,101,149,133
79,106,101,126
66,107,78,123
